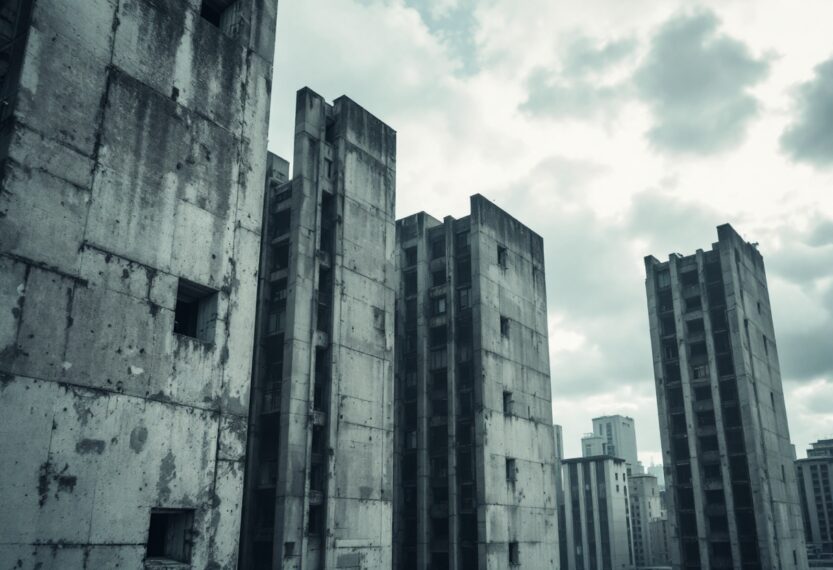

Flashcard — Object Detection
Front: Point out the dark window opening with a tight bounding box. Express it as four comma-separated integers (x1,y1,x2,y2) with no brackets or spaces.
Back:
707,284,726,307
404,271,417,297
658,291,673,312
680,271,699,286
500,316,510,338
431,237,446,259
457,287,472,310
687,318,705,334
689,341,707,358
676,463,692,484
506,457,517,482
694,385,712,402
404,246,418,267
662,339,678,360
717,354,735,377
271,243,289,271
657,270,671,289
667,385,684,410
723,405,741,428
703,462,722,482
308,505,322,535
671,413,687,435
685,295,702,313
146,508,194,563
174,279,218,342
705,488,725,506
705,261,722,283
324,158,334,180
700,435,719,452
697,410,716,428
457,450,473,481
430,325,447,347
673,437,690,460
432,267,447,287
325,118,336,144
503,390,514,416
432,396,447,417
431,296,447,316
200,0,235,28
661,315,676,336
456,257,471,285
455,231,471,252
432,370,447,392
272,208,291,237
509,541,520,566
711,309,728,331
497,245,508,269
665,363,682,383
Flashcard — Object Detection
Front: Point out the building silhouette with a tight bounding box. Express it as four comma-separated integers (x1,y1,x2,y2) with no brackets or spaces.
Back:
393,197,559,569
645,224,808,570
562,455,633,570
796,439,833,560
593,415,641,475
240,89,396,569
0,0,278,567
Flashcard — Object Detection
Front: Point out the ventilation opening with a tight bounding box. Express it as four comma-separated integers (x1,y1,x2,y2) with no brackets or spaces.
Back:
146,508,194,564
505,457,516,482
200,0,242,37
509,541,520,566
173,279,218,342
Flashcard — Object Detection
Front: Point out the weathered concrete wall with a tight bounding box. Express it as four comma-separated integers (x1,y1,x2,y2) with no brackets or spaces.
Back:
393,195,559,570
644,224,808,570
241,89,395,570
0,0,277,567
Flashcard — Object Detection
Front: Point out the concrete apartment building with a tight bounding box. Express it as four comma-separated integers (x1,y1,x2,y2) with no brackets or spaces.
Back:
562,456,633,570
593,415,641,475
796,439,833,557
645,224,808,570
0,0,277,567
393,196,559,569
239,90,396,569
629,474,663,568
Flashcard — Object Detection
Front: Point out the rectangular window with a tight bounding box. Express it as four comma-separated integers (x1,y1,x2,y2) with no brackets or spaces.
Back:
174,279,218,343
146,508,194,563
503,391,514,416
432,296,447,316
324,158,334,179
431,237,446,259
430,325,447,347
497,245,508,269
432,267,447,287
500,316,510,338
457,287,472,310
404,246,418,267
506,457,517,482
685,295,702,313
509,541,520,566
657,270,671,289
404,270,417,296
271,243,289,271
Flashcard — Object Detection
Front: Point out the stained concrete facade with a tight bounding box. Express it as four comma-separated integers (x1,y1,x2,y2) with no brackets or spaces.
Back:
562,456,633,570
240,89,396,570
0,0,277,567
645,224,808,570
796,440,833,556
393,196,559,569
629,474,662,568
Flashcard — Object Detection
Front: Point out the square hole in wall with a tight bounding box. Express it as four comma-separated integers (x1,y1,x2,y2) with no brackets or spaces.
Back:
174,279,218,343
509,541,520,566
146,508,194,564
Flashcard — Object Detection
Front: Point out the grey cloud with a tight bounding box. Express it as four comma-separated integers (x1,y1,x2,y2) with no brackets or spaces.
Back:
520,35,636,120
634,9,769,154
780,56,833,168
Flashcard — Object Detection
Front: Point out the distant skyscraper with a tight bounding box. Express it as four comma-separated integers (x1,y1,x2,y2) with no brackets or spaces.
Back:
582,433,606,457
593,415,641,475
647,462,666,490
555,425,568,570
562,456,633,570
629,474,663,568
796,439,833,557
645,224,808,570
393,196,559,569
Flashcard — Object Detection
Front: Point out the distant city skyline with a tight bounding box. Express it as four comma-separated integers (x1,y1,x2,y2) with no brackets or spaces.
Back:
268,0,833,463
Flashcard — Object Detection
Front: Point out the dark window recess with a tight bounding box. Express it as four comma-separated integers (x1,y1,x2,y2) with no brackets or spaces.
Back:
457,421,473,446
667,385,684,410
661,315,676,336
694,386,712,402
680,271,699,286
497,245,508,269
689,341,707,358
713,331,730,353
509,541,520,566
455,231,471,251
174,279,218,342
200,0,237,29
431,296,447,316
500,316,510,338
271,242,289,271
665,363,682,383
676,463,692,484
404,271,417,296
708,284,726,307
700,435,719,452
723,404,741,428
432,267,447,287
725,429,745,454
685,295,702,313
662,340,678,360
717,354,734,377
457,287,472,310
703,462,721,482
704,260,722,283
146,508,194,563
325,118,336,144
711,309,728,331
656,270,671,289
272,208,291,237
432,397,447,417
671,413,687,435
673,437,690,460
308,505,322,535
658,291,674,312
697,410,716,428
678,488,696,510
506,457,517,482
456,257,472,284
429,325,447,347
404,246,417,267
432,370,447,391
431,237,446,259
687,318,704,334
503,391,514,416
324,158,334,179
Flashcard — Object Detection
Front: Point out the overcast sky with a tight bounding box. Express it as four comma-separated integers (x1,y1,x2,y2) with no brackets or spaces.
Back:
267,0,833,464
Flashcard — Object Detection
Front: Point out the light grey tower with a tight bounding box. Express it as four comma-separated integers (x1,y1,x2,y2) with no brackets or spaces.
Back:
645,224,808,570
393,196,559,569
